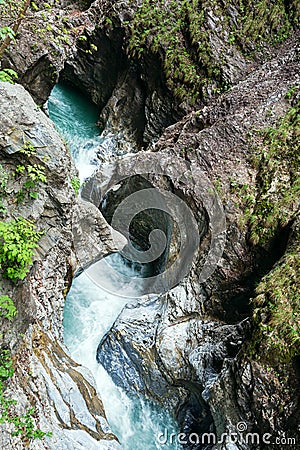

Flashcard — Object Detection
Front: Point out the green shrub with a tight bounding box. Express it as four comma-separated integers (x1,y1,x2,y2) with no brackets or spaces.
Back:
71,177,80,196
0,218,42,282
247,92,300,365
0,295,17,320
0,349,13,380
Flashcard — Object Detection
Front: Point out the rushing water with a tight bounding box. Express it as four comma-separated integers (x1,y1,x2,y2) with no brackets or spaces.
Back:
48,83,182,450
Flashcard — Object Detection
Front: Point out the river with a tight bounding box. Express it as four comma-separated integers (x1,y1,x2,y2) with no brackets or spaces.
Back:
48,82,182,450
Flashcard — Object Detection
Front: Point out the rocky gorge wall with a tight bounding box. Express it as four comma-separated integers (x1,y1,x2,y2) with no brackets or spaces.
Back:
96,37,300,449
0,82,121,449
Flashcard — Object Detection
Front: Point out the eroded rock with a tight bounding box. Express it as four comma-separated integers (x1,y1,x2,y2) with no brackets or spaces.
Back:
0,82,120,449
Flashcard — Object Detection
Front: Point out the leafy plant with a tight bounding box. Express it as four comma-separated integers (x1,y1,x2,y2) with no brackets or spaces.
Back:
0,295,17,320
0,68,17,83
248,98,300,246
0,349,13,380
20,140,35,157
0,217,43,281
0,349,52,440
26,164,47,183
10,407,52,439
15,142,47,201
252,235,300,364
126,0,298,102
247,92,300,365
71,177,80,196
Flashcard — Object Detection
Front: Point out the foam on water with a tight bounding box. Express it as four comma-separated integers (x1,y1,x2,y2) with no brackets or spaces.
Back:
48,83,103,182
49,83,182,450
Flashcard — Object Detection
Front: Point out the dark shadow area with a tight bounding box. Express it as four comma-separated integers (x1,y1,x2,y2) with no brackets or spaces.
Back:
215,223,292,324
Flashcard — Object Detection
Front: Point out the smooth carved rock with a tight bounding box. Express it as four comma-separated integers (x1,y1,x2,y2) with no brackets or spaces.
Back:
0,82,120,450
97,37,300,447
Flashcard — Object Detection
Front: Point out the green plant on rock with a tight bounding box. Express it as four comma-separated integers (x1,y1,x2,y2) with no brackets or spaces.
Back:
0,164,8,193
0,217,43,282
0,163,8,213
20,140,36,157
71,177,80,196
235,0,296,50
15,142,47,200
9,407,52,439
0,295,17,320
251,231,300,364
248,97,300,247
0,68,17,83
0,349,52,440
127,0,299,102
0,349,13,380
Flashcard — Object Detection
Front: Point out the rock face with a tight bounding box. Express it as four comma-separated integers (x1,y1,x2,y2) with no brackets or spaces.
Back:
96,37,300,448
0,82,121,450
0,0,95,104
1,0,299,449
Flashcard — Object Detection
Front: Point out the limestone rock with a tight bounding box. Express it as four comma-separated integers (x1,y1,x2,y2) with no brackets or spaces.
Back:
0,82,120,450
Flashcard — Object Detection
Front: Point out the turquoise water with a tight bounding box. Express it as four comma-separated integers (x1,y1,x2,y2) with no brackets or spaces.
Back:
48,83,102,182
49,83,182,450
63,259,181,450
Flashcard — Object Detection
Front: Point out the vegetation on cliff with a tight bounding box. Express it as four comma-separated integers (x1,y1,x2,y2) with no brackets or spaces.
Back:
0,135,48,440
128,0,299,102
0,347,52,442
0,0,299,445
249,91,300,364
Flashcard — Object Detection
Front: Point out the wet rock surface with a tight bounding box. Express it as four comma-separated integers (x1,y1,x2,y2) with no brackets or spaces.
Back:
96,37,300,448
0,82,120,450
1,0,299,448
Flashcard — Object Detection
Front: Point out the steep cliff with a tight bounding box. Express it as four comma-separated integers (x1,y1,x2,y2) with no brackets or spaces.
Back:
0,0,299,449
0,82,121,449
96,37,300,448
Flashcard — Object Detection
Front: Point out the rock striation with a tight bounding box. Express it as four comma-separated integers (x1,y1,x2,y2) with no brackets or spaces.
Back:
96,37,300,448
0,82,121,450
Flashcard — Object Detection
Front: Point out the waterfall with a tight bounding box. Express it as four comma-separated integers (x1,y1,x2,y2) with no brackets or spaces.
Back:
48,83,182,450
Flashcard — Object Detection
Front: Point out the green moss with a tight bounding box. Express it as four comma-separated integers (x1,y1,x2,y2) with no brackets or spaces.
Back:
0,349,52,440
128,0,222,102
248,93,300,246
127,0,298,102
251,228,300,364
71,177,80,196
246,90,300,365
0,218,43,282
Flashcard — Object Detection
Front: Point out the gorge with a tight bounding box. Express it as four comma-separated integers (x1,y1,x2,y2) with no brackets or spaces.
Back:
0,1,299,450
49,82,182,449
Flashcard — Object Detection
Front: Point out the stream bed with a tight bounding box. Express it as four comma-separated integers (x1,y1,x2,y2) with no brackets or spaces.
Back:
48,83,182,450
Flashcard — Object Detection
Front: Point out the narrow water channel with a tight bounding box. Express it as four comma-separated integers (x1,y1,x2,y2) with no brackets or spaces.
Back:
48,83,182,450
